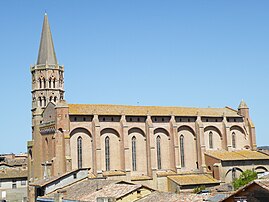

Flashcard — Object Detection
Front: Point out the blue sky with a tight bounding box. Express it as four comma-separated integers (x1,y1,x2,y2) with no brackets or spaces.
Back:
0,1,269,153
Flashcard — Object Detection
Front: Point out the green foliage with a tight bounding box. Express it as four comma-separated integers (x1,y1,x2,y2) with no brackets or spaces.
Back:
193,185,206,193
232,169,257,190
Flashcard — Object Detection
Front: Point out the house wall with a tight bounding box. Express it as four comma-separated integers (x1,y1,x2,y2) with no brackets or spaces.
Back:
44,169,88,195
0,178,27,202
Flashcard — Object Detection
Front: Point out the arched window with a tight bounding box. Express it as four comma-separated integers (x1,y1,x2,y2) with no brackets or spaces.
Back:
53,79,56,88
43,97,46,107
232,132,236,148
54,96,57,103
43,78,46,88
49,96,53,102
105,136,110,171
45,138,49,160
156,136,161,169
77,137,82,169
132,136,137,171
180,135,185,168
209,131,213,149
39,79,42,88
49,78,52,88
39,97,42,107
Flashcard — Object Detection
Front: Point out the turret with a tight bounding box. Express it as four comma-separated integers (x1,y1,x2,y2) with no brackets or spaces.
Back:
238,99,249,118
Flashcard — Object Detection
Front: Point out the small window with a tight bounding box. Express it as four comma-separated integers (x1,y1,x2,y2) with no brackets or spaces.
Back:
162,118,164,122
74,117,77,121
234,119,236,122
111,117,114,121
137,117,140,122
154,118,157,122
130,118,132,121
215,119,218,122
188,118,190,122
12,180,17,189
83,117,86,121
21,180,26,186
73,173,77,179
206,119,209,122
103,117,105,121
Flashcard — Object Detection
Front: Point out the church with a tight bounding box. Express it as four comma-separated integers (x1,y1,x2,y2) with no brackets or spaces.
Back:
28,14,269,197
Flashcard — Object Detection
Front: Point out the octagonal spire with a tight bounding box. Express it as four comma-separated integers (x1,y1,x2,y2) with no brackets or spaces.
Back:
37,13,57,65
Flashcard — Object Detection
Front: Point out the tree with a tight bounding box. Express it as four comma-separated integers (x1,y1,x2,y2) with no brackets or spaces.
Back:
232,169,257,190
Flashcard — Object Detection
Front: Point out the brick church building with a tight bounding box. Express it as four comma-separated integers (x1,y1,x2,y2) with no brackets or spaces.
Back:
28,14,269,198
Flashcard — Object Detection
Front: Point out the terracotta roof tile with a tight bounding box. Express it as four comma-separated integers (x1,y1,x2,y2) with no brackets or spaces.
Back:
136,191,208,202
80,183,144,201
45,178,118,200
102,170,126,177
0,169,27,179
156,170,177,177
168,174,219,186
205,150,269,161
68,104,239,117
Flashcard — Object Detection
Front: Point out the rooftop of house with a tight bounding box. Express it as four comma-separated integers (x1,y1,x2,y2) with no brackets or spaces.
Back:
168,174,219,186
68,104,240,117
30,168,90,187
42,179,152,202
79,183,151,202
205,150,269,161
0,168,27,179
0,153,27,167
220,179,269,201
136,191,209,202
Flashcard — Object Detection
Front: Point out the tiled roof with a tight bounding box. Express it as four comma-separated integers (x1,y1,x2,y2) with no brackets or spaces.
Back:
256,180,269,191
156,170,177,177
136,191,209,202
45,178,118,200
80,183,146,201
0,169,27,179
68,104,239,117
131,175,152,181
205,150,269,161
220,179,269,201
168,174,219,186
102,170,126,177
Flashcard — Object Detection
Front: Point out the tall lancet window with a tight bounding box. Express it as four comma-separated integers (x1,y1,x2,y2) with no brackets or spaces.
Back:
232,132,236,148
39,79,42,89
156,136,161,169
39,97,42,107
132,136,137,171
77,137,82,169
49,78,52,88
43,78,46,88
53,79,56,88
180,135,185,168
105,136,110,171
209,131,213,149
43,97,46,107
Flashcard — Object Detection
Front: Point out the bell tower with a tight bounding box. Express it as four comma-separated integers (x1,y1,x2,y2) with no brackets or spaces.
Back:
31,13,64,114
